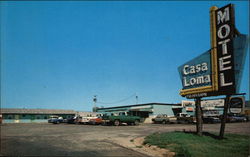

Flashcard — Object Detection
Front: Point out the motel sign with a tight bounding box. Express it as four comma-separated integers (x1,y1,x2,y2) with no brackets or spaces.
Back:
178,4,248,99
215,4,236,94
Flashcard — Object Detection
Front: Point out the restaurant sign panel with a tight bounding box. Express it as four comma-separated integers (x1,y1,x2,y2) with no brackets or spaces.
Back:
229,96,245,114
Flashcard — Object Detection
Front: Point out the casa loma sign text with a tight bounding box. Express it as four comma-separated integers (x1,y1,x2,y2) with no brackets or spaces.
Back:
178,50,212,91
182,62,210,87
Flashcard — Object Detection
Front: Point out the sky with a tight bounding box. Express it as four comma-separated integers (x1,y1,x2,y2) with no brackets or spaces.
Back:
1,1,249,111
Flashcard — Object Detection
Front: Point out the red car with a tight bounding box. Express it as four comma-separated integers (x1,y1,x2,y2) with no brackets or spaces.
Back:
0,114,2,124
89,117,103,125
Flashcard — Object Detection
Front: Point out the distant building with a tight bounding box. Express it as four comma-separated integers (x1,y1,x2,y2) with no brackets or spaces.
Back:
0,108,76,123
96,103,182,123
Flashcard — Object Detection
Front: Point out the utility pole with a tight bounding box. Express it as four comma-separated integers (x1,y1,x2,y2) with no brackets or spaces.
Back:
135,93,138,105
93,95,97,112
195,97,203,136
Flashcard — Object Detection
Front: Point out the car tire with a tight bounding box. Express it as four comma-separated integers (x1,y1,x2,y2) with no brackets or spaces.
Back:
114,120,120,126
134,120,139,126
162,120,166,124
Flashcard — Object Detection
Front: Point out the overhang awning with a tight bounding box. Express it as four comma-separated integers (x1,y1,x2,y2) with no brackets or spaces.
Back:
129,105,153,112
172,106,183,109
130,105,152,109
99,108,127,112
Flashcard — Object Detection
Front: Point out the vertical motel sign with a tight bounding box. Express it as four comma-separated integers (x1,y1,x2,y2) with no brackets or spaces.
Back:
179,4,237,98
214,4,236,95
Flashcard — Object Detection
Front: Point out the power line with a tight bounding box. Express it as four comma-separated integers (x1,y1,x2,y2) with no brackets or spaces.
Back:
97,93,137,104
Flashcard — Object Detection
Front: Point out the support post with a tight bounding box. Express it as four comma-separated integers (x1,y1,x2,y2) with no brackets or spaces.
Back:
219,95,231,139
195,97,203,136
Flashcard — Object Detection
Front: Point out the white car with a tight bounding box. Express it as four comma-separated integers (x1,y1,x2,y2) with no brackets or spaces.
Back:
77,116,97,124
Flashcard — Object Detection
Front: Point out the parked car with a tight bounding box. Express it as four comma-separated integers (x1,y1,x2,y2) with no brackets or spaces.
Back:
203,109,220,117
89,117,103,125
202,109,221,124
76,116,97,124
80,117,92,124
152,114,177,124
176,113,196,124
67,116,77,124
75,116,81,124
48,115,58,123
226,114,247,122
48,116,64,124
203,117,221,123
79,116,97,124
0,114,2,124
102,112,141,126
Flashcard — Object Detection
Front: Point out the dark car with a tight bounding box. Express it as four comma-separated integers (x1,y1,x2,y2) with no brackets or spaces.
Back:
227,114,247,122
203,117,221,123
48,116,59,123
67,116,77,124
48,116,64,124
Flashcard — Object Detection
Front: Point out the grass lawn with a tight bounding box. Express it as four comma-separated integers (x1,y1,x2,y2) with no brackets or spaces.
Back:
144,131,249,157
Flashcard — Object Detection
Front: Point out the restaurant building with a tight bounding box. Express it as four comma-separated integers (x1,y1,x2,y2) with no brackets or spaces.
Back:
96,103,182,123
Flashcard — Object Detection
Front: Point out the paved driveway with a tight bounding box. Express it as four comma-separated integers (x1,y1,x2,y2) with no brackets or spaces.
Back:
1,122,249,156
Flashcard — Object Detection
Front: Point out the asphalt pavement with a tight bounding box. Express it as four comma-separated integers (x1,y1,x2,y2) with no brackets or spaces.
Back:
1,122,249,156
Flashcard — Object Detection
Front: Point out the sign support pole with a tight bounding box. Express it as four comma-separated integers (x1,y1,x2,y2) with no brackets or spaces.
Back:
219,95,231,139
195,97,203,136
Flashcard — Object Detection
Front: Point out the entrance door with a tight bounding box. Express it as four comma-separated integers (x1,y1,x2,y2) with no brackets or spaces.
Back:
172,108,183,116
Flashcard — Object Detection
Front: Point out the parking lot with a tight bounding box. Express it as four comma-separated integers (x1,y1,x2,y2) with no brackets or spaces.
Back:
1,122,250,157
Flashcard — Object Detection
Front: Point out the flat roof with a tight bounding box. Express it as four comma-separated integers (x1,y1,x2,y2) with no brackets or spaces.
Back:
97,102,181,110
0,108,76,115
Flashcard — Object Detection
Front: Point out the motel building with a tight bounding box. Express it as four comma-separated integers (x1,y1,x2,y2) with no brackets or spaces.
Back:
0,108,76,123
